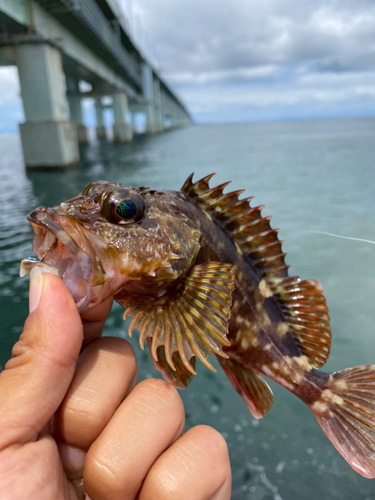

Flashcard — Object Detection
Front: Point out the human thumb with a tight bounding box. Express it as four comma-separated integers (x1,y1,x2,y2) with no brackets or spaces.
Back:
0,268,83,449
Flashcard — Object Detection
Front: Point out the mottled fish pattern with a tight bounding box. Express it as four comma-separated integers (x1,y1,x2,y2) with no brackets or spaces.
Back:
21,174,375,478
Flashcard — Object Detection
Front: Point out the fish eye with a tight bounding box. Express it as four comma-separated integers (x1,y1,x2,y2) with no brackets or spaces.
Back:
101,188,145,225
115,198,138,220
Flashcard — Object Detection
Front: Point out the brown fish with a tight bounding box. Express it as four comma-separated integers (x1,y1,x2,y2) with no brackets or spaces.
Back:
21,174,375,478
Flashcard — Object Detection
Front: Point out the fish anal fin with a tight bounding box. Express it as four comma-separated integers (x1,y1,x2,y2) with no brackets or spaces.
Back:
310,365,375,478
121,261,235,375
148,340,196,389
217,357,273,419
270,277,331,368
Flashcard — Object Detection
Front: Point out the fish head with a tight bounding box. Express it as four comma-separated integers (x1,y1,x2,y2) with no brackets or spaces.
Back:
25,180,201,313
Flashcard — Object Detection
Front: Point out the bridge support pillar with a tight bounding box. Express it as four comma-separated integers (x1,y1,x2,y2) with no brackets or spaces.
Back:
67,78,89,145
112,91,132,143
16,43,79,167
95,98,107,140
153,79,164,133
142,64,158,134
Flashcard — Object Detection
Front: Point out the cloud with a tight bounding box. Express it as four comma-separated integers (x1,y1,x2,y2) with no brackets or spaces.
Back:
166,65,280,85
0,67,20,106
173,67,375,122
130,0,375,121
0,67,23,132
0,1,374,128
134,0,375,78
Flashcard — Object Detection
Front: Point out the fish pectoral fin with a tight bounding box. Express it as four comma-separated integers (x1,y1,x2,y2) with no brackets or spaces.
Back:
147,339,196,389
217,357,273,419
122,261,235,376
269,277,331,368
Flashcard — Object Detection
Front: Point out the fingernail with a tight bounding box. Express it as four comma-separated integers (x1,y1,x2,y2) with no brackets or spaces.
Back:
29,266,43,313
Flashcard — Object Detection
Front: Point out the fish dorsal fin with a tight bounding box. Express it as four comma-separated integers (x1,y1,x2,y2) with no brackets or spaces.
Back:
269,277,331,367
181,174,331,367
217,357,273,419
181,173,288,280
122,262,235,377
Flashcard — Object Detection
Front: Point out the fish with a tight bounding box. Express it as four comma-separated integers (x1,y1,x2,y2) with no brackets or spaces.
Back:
21,173,375,478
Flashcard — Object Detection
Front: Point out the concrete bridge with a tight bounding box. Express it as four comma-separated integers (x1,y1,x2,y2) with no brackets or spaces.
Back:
0,0,191,167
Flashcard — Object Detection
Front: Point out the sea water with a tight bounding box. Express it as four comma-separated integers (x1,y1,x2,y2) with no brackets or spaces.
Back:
1,117,375,499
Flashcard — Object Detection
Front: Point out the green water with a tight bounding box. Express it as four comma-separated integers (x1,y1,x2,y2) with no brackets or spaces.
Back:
1,118,375,499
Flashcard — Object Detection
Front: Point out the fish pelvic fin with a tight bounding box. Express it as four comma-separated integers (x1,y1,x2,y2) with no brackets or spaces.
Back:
310,365,375,478
217,357,273,419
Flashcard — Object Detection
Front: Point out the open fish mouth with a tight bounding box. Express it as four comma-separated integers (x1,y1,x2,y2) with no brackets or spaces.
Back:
21,209,94,312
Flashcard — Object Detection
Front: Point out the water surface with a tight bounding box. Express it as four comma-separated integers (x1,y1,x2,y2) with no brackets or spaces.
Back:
1,118,375,499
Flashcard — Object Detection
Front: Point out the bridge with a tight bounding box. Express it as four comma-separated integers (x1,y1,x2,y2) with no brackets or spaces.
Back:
0,0,192,167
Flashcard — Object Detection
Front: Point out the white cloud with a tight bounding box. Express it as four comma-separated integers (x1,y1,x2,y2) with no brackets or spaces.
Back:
0,67,23,132
0,67,20,106
130,0,375,120
176,70,375,119
133,0,375,76
166,65,280,85
297,70,375,87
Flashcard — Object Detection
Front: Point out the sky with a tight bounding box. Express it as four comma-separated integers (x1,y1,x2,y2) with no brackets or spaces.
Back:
0,0,375,131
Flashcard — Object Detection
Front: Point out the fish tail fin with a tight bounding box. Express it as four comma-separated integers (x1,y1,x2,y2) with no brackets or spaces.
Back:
310,365,375,478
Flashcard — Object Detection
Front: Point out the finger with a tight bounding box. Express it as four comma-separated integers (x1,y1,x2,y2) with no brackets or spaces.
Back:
139,425,232,500
0,269,82,449
54,337,138,479
84,379,185,500
81,298,113,347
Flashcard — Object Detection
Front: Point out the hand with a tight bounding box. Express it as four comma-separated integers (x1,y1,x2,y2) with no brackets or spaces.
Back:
0,269,231,499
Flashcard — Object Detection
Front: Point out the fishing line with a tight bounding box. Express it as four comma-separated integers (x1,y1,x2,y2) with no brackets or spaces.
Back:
313,231,375,245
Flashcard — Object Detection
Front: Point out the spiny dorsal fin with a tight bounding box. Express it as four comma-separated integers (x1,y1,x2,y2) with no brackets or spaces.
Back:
217,357,273,419
181,173,288,279
269,277,331,367
181,174,331,367
122,262,235,375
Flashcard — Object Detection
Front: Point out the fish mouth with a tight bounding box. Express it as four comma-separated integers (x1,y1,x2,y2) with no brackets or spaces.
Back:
24,208,95,312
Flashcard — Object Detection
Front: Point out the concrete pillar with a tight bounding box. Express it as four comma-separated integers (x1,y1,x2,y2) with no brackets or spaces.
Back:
95,98,107,140
128,105,136,133
142,63,157,134
66,77,88,144
153,79,164,133
70,99,88,144
16,43,79,167
112,91,133,143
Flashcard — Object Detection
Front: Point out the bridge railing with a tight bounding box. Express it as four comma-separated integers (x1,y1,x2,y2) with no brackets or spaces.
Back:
35,0,141,89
